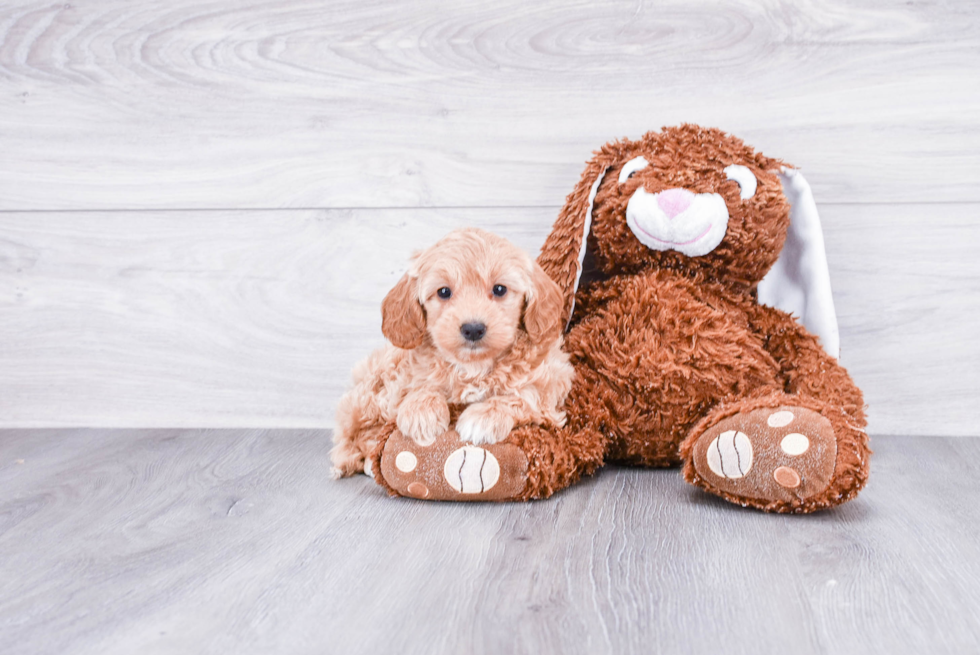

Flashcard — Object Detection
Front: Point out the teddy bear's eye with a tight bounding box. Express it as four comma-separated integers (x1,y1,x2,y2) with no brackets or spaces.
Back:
724,165,757,200
618,156,650,184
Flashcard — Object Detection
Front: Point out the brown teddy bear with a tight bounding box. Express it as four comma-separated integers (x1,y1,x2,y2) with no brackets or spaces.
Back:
372,124,870,513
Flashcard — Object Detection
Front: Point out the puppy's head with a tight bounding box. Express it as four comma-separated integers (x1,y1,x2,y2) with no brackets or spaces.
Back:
381,228,563,364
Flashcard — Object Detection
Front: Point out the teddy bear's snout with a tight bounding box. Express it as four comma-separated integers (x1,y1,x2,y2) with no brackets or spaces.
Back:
625,187,730,257
657,188,694,219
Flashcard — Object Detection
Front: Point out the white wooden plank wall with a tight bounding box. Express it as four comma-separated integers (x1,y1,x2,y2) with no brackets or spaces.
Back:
1,0,978,435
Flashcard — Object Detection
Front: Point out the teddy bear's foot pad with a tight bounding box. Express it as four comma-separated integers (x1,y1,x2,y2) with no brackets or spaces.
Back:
380,428,529,501
691,406,837,504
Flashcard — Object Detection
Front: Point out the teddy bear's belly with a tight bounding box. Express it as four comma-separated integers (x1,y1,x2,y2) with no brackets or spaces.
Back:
566,277,782,466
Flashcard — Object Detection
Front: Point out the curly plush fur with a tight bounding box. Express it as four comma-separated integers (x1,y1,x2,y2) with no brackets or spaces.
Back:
528,124,870,512
331,227,573,478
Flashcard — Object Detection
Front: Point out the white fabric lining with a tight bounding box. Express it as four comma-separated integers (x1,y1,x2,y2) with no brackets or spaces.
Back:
566,166,609,325
758,169,840,358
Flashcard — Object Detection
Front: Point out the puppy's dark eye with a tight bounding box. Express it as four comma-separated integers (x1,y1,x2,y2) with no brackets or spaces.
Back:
627,171,636,179
437,287,452,299
492,284,507,297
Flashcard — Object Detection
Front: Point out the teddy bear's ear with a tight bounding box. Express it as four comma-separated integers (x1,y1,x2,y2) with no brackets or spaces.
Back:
758,168,840,358
537,154,615,327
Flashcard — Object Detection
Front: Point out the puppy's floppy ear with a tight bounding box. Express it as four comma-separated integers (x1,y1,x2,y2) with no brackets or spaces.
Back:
381,273,426,349
523,262,564,344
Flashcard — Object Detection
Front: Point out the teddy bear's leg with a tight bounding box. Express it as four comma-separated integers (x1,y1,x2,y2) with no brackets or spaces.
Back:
509,422,606,500
368,414,604,501
561,336,695,467
679,391,870,513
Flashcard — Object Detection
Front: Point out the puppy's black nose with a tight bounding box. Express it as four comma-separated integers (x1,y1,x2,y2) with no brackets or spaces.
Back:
460,322,487,342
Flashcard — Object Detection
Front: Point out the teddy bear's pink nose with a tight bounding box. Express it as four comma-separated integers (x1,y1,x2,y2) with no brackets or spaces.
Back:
657,188,695,218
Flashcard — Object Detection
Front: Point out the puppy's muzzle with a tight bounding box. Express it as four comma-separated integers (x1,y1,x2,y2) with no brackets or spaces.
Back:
460,322,487,342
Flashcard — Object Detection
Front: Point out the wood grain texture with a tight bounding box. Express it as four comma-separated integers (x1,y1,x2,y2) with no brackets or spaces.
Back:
1,0,978,435
1,0,978,210
0,207,550,428
2,203,977,435
825,203,980,437
1,428,978,655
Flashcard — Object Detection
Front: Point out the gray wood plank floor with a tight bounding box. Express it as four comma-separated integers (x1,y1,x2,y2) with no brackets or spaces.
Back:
1,429,978,655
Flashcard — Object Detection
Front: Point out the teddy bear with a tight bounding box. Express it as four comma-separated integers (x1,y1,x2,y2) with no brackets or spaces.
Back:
371,124,870,513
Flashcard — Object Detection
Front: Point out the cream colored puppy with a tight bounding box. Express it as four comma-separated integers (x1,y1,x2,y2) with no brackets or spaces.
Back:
331,227,573,478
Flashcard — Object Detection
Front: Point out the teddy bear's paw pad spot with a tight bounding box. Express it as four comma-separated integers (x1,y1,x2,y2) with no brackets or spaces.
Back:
705,430,753,479
395,451,417,473
407,482,429,498
768,410,795,427
780,433,810,456
692,405,837,503
445,446,500,493
773,466,801,488
379,427,529,501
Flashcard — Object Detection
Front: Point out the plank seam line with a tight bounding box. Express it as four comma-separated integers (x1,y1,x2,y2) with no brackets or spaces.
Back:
1,201,978,214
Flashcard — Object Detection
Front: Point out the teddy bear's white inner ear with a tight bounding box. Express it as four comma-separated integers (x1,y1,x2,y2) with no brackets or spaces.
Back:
758,168,840,358
618,156,649,184
567,166,609,326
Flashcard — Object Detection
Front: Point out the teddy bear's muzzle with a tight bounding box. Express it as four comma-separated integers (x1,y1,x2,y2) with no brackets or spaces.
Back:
625,187,730,257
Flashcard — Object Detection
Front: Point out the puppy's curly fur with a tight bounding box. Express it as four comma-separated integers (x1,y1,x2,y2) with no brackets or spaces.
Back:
331,227,572,478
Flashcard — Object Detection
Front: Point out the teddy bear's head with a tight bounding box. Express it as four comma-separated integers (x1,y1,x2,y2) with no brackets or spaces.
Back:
539,125,792,324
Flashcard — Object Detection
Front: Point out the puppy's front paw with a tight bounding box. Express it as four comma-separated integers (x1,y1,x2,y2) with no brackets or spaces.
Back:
397,393,450,446
329,442,364,478
456,402,515,445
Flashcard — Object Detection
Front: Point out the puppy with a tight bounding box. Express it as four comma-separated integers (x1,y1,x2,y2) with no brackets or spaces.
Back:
331,227,573,478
